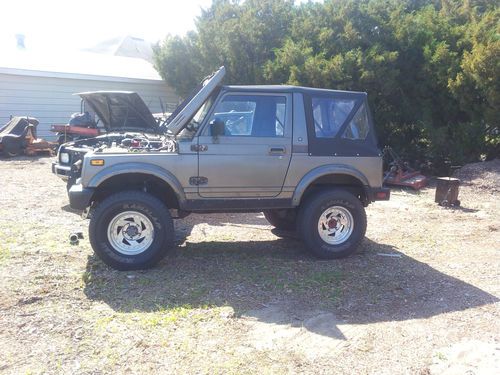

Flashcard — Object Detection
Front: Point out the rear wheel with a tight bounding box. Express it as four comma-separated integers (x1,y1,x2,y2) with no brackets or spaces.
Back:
263,209,297,231
298,190,366,259
89,191,174,270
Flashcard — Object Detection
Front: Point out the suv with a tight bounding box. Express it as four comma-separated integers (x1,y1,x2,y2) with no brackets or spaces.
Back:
53,67,389,270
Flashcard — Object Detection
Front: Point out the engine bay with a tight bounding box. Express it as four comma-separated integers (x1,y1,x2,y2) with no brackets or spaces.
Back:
67,132,177,154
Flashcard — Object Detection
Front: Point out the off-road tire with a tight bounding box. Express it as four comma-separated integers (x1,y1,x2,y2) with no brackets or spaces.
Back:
297,189,366,259
89,191,174,270
263,209,297,231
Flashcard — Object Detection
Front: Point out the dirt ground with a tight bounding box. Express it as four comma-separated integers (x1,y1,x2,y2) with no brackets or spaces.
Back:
0,157,498,374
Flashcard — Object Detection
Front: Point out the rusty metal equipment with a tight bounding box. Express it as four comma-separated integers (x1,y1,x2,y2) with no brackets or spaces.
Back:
51,100,100,145
0,116,55,157
383,146,428,190
435,177,461,207
24,125,55,156
51,124,101,145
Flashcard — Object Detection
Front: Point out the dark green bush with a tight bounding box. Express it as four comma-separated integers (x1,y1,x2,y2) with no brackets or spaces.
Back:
154,0,499,173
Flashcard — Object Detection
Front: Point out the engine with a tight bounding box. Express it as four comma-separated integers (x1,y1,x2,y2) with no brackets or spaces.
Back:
56,132,177,176
72,132,177,153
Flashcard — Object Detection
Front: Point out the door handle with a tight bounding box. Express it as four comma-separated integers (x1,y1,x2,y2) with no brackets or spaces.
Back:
269,146,286,155
191,144,208,152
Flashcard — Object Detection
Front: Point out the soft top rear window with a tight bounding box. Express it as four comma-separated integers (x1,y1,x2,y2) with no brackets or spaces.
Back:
305,93,379,157
312,97,355,138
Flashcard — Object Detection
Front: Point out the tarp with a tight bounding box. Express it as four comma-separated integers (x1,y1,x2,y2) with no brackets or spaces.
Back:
0,117,39,141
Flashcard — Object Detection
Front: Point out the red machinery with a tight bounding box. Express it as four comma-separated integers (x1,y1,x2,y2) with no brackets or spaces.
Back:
383,146,428,190
50,124,101,144
51,101,101,144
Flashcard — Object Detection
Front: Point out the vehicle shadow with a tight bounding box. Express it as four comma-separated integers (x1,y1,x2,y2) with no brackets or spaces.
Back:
82,235,498,340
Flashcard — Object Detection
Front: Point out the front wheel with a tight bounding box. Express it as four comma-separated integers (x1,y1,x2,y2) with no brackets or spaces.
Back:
89,191,174,270
298,190,367,259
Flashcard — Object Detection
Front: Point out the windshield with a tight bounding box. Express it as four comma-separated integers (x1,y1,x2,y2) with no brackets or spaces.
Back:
176,91,218,139
161,66,225,136
165,68,223,127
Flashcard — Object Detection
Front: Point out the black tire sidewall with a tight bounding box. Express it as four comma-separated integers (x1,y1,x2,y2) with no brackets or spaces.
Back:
89,192,173,270
298,190,367,259
263,209,297,231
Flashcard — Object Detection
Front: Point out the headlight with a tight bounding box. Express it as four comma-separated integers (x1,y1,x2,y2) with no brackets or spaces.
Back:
60,152,70,164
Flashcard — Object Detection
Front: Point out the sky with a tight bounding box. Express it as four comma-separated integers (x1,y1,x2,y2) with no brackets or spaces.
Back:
0,0,215,50
0,0,314,51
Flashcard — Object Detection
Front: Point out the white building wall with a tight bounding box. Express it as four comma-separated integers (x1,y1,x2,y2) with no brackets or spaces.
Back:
0,73,179,139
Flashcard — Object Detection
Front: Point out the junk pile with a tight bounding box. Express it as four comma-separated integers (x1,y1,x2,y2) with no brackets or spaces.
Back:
0,116,54,157
51,111,101,145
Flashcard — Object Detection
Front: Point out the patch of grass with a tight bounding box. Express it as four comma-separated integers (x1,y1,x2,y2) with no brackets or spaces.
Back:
289,270,343,302
138,305,192,327
228,256,344,302
136,278,152,286
435,352,447,361
81,240,345,316
92,304,223,332
94,315,117,332
0,245,10,265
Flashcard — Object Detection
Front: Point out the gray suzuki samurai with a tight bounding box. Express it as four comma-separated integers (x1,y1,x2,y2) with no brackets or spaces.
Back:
53,67,389,270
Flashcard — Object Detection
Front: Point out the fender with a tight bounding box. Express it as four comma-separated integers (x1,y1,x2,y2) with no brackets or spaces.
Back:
86,162,186,203
292,164,369,206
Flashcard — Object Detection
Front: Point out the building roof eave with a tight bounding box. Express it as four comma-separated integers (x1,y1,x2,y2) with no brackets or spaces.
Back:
0,66,166,84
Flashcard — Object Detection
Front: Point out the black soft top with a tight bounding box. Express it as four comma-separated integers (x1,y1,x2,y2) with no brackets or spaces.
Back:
223,85,367,98
223,85,378,157
0,116,39,140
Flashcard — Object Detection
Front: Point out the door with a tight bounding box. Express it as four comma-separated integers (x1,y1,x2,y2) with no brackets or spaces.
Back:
197,92,292,198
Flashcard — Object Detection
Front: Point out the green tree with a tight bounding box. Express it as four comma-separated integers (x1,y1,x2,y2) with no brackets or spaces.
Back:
154,0,499,168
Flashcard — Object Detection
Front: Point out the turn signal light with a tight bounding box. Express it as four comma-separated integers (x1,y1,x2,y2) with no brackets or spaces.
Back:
90,159,105,166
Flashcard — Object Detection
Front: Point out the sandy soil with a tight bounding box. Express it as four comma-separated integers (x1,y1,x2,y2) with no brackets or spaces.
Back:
0,157,498,374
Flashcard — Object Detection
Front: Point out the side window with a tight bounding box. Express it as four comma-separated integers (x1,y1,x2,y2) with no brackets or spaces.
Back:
342,103,369,140
207,95,286,137
312,97,355,138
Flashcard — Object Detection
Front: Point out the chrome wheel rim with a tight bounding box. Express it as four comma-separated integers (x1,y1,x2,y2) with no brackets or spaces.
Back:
317,206,354,245
107,211,154,255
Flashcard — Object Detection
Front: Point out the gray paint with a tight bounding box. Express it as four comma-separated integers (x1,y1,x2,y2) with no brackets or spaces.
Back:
58,83,384,211
196,91,293,198
82,153,194,194
289,161,377,205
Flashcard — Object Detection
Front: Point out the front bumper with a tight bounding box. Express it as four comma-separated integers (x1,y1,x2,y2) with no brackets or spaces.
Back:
68,184,94,211
52,161,70,181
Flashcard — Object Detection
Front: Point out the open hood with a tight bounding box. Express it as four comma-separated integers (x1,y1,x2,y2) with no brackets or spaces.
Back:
77,91,158,133
165,66,225,135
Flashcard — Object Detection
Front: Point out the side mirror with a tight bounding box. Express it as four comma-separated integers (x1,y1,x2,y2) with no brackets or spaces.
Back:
209,118,225,137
